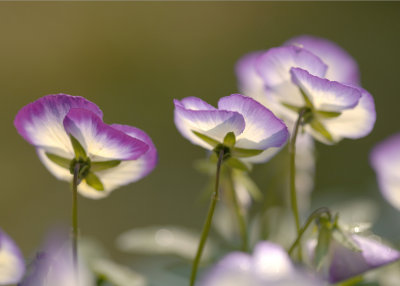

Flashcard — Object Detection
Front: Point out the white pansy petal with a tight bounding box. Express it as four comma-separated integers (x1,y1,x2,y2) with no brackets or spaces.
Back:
37,148,72,182
324,88,376,140
63,108,149,161
291,68,361,112
218,94,289,150
198,253,261,286
241,146,282,164
174,99,245,149
14,94,102,156
0,229,25,285
78,125,157,198
252,242,293,280
285,35,360,85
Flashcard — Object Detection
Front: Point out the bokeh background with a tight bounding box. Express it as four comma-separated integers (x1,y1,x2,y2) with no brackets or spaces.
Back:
1,1,399,266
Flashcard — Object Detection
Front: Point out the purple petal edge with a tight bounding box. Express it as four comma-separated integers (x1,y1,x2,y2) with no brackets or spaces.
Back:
111,124,158,178
14,94,103,146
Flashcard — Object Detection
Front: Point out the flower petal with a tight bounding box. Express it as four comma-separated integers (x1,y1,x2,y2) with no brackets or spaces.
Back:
252,242,293,280
198,252,261,286
323,88,376,141
218,94,289,151
175,96,216,111
86,125,158,196
174,98,245,149
63,108,149,161
328,235,400,283
14,94,103,156
0,229,25,285
20,230,94,286
37,148,72,181
370,133,400,210
256,46,328,108
285,35,360,86
235,51,266,99
290,68,361,112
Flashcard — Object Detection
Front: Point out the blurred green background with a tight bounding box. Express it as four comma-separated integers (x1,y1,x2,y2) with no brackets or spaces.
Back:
1,2,399,263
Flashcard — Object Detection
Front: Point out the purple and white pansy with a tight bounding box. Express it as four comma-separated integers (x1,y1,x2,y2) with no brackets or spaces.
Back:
235,35,376,145
0,228,25,285
174,94,289,164
14,94,157,199
308,234,400,283
198,241,324,286
370,133,400,210
20,231,94,286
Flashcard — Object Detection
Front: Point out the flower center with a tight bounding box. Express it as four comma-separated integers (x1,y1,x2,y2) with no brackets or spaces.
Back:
69,157,91,182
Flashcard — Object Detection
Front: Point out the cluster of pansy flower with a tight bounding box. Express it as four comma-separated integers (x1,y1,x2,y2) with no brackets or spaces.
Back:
173,35,400,286
3,35,400,286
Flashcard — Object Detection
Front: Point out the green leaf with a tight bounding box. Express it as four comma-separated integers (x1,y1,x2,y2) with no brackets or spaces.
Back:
282,102,302,113
226,158,249,172
333,226,362,253
310,119,335,143
336,275,364,286
299,88,314,108
45,153,71,169
316,110,342,118
91,160,121,172
223,132,236,148
315,221,332,269
233,171,262,201
192,131,220,147
70,135,87,159
85,172,104,191
232,147,263,158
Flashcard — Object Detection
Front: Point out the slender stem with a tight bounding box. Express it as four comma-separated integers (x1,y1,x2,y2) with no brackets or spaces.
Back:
72,163,80,282
189,149,224,286
288,207,332,256
227,169,248,252
289,107,308,260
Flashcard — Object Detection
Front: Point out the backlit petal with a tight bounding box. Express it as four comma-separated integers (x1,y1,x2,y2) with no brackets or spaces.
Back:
0,229,25,285
174,99,245,149
218,94,289,151
63,108,149,161
14,94,102,156
285,35,360,85
290,68,361,112
324,88,376,141
256,46,327,108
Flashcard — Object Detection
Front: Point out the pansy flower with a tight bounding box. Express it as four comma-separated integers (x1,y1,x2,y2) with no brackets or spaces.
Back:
20,231,94,286
255,45,376,144
174,94,289,164
198,241,324,286
308,234,400,283
0,228,25,285
14,94,157,199
370,133,400,210
236,37,375,145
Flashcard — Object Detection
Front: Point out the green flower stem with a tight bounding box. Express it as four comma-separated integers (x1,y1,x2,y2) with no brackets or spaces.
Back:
289,107,308,260
72,163,80,282
227,169,248,252
190,149,224,286
288,207,332,256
